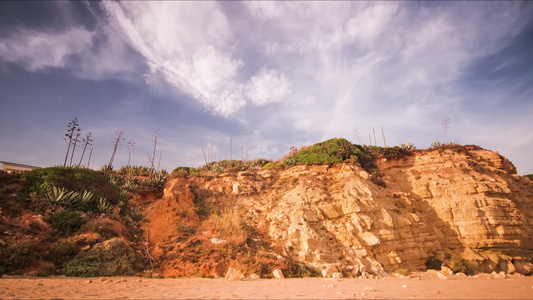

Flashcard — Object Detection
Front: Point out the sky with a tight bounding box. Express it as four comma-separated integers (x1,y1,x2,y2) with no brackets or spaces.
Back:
1,1,533,175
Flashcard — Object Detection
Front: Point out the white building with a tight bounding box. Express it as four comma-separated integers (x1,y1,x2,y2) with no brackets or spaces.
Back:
0,161,40,173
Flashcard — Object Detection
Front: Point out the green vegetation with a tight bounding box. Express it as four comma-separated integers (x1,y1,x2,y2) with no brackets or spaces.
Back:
2,240,40,273
118,165,151,177
284,138,359,166
48,210,86,234
22,167,120,206
47,240,78,268
144,171,168,191
36,262,56,277
262,162,277,169
62,238,136,277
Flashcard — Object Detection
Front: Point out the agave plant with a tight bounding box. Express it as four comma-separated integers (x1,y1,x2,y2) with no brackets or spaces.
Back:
145,171,167,190
122,178,139,193
78,190,95,207
399,142,416,151
108,175,120,186
46,186,80,207
96,197,113,214
118,189,129,205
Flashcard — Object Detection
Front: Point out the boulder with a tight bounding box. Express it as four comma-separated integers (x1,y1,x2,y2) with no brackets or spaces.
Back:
436,272,448,280
225,267,243,281
441,266,454,276
273,269,285,279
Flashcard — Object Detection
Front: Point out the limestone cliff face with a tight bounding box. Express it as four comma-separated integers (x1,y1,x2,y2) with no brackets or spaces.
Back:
147,148,533,276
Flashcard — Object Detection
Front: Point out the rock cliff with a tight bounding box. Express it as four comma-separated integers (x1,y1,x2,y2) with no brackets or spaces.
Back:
143,147,533,277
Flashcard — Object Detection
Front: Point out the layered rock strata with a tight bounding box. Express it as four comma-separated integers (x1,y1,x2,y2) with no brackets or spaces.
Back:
145,148,533,276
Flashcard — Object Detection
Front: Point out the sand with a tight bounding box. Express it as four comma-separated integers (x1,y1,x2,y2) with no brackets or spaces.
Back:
1,272,532,299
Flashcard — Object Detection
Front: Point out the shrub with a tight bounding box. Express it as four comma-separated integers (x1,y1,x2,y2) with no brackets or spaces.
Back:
3,240,39,272
0,265,4,277
62,238,136,277
291,138,359,165
48,210,86,234
450,255,474,275
80,218,122,240
262,162,277,169
37,262,56,277
22,167,120,206
47,240,78,267
118,165,150,177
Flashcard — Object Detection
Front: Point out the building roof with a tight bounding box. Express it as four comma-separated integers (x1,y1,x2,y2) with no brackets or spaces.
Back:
0,161,41,169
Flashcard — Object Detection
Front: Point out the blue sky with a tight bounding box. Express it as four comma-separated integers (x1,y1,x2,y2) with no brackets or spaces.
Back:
1,1,533,175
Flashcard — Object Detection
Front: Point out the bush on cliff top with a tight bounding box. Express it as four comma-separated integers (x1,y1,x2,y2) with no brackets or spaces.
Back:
22,167,120,206
283,138,362,166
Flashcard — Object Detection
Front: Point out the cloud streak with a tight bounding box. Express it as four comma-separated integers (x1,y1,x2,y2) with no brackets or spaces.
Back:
1,1,532,174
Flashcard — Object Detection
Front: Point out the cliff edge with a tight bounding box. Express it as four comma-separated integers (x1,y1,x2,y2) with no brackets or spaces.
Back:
144,146,533,277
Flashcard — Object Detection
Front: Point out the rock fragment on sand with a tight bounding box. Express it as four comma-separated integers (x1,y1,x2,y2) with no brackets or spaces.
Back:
332,272,343,280
225,267,243,281
437,271,448,280
87,280,92,284
363,287,374,293
441,266,454,276
273,269,285,279
321,269,328,278
402,285,408,288
250,274,260,280
99,277,107,282
211,238,227,245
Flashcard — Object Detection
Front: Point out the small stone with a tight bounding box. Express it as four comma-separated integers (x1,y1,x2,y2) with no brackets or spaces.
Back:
363,287,374,293
322,269,328,278
437,272,448,280
211,238,227,245
273,269,285,279
332,272,343,280
249,274,260,280
87,280,92,283
402,285,408,288
99,277,107,282
136,279,142,282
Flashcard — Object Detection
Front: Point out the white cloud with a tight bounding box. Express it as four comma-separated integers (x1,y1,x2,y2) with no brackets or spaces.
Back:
0,28,93,71
103,1,247,116
245,68,291,106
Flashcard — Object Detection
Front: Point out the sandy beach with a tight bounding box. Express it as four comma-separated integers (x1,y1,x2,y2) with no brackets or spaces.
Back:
1,273,532,299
